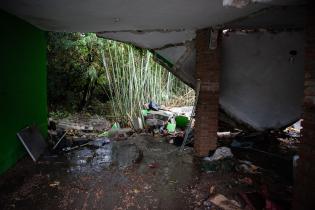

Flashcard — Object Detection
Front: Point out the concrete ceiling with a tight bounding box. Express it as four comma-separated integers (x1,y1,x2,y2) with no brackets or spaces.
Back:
0,0,306,130
0,0,303,32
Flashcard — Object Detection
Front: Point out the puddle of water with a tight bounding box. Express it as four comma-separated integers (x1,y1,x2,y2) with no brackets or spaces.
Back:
62,138,142,174
65,138,113,173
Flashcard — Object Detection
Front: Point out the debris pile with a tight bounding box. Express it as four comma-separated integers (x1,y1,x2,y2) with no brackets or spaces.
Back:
197,120,302,210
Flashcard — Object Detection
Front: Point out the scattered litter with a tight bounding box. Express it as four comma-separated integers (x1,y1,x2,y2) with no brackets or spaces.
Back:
202,147,235,172
204,147,234,162
49,181,60,187
169,106,193,118
52,130,67,150
217,131,240,139
62,144,87,152
175,115,189,128
55,114,110,132
209,194,241,210
166,123,176,133
283,119,302,138
236,160,260,174
132,117,144,130
17,125,47,162
148,101,160,111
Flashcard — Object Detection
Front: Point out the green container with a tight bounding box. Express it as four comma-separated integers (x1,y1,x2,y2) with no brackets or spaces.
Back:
166,123,176,133
141,109,150,117
175,116,189,128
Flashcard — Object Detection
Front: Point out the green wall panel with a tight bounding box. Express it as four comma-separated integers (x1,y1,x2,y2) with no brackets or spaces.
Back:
0,11,47,174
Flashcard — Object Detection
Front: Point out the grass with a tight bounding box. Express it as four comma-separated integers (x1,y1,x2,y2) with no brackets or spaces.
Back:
101,41,194,126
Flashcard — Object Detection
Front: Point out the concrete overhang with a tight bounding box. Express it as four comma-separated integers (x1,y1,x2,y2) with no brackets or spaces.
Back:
0,0,306,130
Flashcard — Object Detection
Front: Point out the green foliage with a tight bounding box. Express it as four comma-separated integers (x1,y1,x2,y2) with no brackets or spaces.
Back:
49,110,70,119
102,41,194,125
47,32,106,111
47,32,194,124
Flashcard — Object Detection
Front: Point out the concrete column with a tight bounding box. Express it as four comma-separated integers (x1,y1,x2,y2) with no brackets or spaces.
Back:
194,28,221,157
293,2,315,209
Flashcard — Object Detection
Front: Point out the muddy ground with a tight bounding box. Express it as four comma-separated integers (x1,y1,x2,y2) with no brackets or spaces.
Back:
0,134,293,210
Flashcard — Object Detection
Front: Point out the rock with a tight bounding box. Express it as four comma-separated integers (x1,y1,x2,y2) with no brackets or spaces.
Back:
204,147,233,162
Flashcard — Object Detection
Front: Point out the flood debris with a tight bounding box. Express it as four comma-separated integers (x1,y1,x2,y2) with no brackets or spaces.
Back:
49,181,60,187
7,109,301,209
204,147,234,162
208,193,241,210
236,160,260,174
17,125,47,162
202,147,236,173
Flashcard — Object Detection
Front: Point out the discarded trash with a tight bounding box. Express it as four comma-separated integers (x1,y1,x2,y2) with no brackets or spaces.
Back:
236,160,260,174
132,117,143,130
209,194,241,210
98,127,132,141
52,130,67,150
112,122,120,130
148,101,160,111
175,115,189,128
49,181,60,187
98,131,110,137
217,131,240,139
17,125,47,162
204,147,234,162
62,142,90,152
166,123,176,133
55,114,110,132
202,147,235,172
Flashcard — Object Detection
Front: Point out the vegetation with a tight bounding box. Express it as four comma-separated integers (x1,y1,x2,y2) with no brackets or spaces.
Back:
47,32,194,124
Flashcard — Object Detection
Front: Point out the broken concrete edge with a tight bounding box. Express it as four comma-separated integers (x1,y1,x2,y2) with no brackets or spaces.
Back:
220,103,301,132
150,50,196,89
149,49,173,68
219,107,256,132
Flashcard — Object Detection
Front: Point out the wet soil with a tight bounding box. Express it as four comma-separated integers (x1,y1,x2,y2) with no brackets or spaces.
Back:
0,134,293,210
0,134,202,210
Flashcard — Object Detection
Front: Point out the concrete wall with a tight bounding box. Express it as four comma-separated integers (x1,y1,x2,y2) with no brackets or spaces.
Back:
220,31,304,130
0,11,47,174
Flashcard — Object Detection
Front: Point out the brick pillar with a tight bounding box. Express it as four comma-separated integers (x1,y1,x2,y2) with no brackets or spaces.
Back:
194,28,221,157
293,2,315,209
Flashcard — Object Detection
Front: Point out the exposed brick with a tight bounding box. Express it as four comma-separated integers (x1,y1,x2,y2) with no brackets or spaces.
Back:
194,28,221,157
293,2,315,209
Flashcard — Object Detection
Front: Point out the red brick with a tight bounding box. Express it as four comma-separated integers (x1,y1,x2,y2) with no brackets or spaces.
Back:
293,2,315,209
194,28,221,156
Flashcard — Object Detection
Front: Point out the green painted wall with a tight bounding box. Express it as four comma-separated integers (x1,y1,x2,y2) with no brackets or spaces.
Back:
0,11,47,174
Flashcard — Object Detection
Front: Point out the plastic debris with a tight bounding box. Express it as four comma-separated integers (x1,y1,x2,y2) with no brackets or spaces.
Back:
204,147,234,162
149,101,160,111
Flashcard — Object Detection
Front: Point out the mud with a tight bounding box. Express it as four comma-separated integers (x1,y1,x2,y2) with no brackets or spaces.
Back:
0,133,294,210
0,134,201,210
